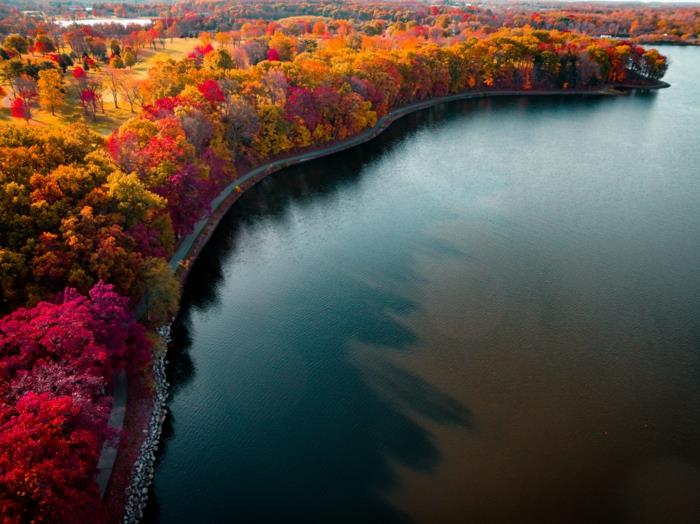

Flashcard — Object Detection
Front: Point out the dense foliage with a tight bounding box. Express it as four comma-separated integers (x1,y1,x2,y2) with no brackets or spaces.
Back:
0,125,176,311
0,282,149,522
0,120,173,521
0,1,697,46
0,2,674,126
105,26,666,233
1,25,667,310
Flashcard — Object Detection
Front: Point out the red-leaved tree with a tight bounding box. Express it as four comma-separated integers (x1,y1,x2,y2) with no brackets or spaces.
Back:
0,283,151,522
0,393,101,523
267,48,280,61
197,79,225,104
10,98,30,121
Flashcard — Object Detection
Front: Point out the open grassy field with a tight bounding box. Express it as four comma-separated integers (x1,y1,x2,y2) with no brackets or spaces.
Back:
129,37,198,79
0,38,197,136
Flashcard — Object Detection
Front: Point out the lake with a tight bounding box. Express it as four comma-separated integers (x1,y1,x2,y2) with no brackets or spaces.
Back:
55,18,152,28
145,46,700,523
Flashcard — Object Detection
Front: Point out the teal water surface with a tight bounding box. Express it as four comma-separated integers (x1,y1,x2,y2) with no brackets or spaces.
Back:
145,47,700,524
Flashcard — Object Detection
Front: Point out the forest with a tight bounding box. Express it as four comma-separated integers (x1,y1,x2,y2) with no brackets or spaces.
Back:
0,1,670,522
1,1,698,45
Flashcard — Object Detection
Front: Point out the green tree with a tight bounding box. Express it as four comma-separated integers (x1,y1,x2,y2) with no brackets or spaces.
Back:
141,257,180,325
105,170,166,227
110,39,121,56
109,55,125,69
3,34,28,56
0,59,24,95
122,49,137,68
203,48,234,70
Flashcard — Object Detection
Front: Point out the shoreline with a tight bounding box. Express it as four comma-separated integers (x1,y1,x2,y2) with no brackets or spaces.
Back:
111,81,669,523
637,40,699,47
168,81,668,281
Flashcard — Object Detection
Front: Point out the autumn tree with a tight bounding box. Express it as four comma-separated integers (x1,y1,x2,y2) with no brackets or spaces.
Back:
3,34,28,56
109,55,126,69
215,31,233,48
204,48,234,70
33,34,56,54
123,48,137,68
15,74,37,104
0,393,102,523
0,59,23,96
102,66,125,109
141,257,180,324
199,31,213,46
312,21,328,36
268,32,297,61
110,39,121,56
10,97,30,121
37,68,65,115
0,282,151,522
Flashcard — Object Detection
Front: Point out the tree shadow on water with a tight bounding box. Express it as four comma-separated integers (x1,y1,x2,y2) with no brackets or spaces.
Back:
148,289,473,523
144,105,478,524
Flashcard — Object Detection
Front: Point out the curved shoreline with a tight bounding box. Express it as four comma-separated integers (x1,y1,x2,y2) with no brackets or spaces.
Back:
168,82,668,281
114,81,668,523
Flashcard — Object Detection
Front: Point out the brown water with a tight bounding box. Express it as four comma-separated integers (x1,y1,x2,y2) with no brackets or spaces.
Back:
146,46,700,523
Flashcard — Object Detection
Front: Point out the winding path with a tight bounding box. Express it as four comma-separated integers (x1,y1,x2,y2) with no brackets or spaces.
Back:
97,371,127,496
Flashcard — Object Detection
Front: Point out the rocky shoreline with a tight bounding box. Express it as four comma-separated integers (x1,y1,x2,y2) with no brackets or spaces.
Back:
121,325,171,524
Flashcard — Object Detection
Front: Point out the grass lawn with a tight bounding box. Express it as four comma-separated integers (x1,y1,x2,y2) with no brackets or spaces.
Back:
129,37,198,79
0,38,197,136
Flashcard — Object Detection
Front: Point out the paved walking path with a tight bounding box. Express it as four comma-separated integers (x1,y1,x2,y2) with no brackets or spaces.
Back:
97,370,128,496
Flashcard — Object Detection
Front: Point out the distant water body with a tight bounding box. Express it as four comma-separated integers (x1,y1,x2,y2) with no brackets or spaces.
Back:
145,46,700,523
55,18,152,28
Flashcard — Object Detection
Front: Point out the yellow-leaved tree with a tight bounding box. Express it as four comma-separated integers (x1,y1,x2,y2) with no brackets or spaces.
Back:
37,69,65,116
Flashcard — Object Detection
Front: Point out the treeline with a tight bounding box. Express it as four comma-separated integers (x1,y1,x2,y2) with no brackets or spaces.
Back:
0,1,682,123
2,27,667,310
0,24,667,522
106,27,667,245
120,26,667,147
0,1,698,47
187,2,700,44
520,5,700,45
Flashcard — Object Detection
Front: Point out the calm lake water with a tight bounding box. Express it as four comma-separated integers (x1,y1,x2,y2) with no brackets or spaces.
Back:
145,47,700,523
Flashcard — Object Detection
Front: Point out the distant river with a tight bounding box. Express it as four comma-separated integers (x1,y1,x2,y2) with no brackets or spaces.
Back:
145,47,700,523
